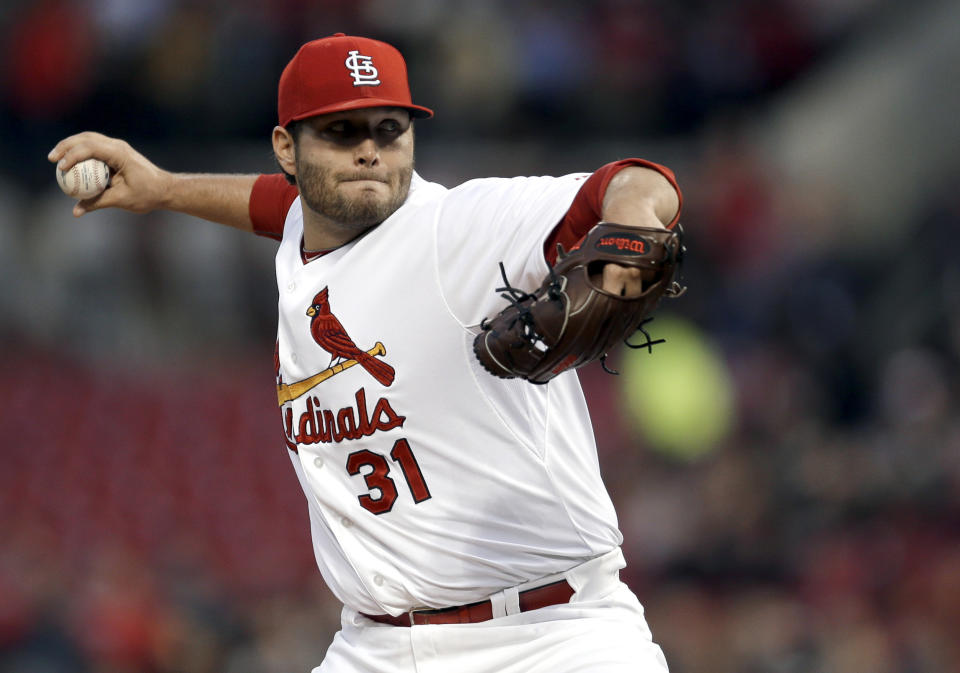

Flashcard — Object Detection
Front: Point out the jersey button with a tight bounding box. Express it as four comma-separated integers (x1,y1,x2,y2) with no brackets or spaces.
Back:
287,281,296,292
373,574,384,586
313,457,323,468
291,352,299,364
341,517,352,528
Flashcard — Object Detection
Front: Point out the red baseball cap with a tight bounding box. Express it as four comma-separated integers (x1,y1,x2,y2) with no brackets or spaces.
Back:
278,33,433,127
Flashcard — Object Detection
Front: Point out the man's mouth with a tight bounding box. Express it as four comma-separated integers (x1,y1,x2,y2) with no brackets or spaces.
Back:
340,174,388,184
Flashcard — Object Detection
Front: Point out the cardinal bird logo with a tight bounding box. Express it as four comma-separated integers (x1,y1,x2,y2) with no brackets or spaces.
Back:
306,287,395,387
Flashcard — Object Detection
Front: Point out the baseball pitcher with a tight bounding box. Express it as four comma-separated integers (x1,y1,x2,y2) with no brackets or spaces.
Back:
49,33,685,673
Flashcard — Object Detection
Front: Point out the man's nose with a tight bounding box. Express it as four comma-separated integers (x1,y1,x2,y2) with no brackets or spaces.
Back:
355,137,379,166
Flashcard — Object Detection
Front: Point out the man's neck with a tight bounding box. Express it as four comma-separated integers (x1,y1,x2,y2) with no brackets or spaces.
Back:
301,211,375,252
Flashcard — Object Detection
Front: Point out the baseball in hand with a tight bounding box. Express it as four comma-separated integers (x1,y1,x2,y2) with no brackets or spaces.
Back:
56,158,111,199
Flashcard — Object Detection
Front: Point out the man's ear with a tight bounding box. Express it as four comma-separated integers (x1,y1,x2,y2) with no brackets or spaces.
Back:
272,125,297,176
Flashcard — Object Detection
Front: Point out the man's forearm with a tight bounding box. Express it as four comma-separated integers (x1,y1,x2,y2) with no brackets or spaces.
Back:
163,173,260,233
597,165,682,296
601,166,680,229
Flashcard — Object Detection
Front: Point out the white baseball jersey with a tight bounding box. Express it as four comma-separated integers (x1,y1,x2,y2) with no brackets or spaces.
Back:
274,172,622,617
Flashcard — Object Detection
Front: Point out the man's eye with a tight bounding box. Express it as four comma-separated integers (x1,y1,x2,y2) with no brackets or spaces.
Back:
379,121,401,134
326,122,353,136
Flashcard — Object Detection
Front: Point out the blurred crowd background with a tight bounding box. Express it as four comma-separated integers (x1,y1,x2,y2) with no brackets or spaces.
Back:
2,0,960,671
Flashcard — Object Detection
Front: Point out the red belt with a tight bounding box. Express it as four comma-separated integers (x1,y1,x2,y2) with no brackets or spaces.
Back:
363,579,575,626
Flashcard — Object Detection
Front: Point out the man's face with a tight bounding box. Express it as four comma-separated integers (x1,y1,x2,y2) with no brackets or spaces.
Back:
293,107,414,231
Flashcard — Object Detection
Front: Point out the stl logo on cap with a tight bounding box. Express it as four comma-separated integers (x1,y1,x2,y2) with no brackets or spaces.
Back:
345,50,381,87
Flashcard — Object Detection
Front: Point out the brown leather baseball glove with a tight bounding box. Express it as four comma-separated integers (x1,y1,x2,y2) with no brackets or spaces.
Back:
473,222,685,384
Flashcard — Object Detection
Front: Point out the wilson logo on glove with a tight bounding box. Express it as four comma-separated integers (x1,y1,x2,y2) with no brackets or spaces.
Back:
595,233,648,255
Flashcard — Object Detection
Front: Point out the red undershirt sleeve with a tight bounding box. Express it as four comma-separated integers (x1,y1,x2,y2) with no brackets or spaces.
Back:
543,159,683,266
249,174,300,240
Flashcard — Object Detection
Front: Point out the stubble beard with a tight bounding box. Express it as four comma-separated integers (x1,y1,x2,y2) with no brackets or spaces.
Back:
296,159,413,230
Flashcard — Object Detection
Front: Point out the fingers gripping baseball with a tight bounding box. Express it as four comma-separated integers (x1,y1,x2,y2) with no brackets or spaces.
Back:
48,132,172,217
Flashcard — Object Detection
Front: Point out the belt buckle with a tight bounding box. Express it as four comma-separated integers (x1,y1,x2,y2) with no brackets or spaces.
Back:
407,607,431,626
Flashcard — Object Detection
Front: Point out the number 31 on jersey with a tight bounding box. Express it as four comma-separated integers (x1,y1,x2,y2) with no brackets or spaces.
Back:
346,438,431,514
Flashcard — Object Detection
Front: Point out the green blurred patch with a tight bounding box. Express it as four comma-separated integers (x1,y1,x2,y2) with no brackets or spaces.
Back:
620,315,735,460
